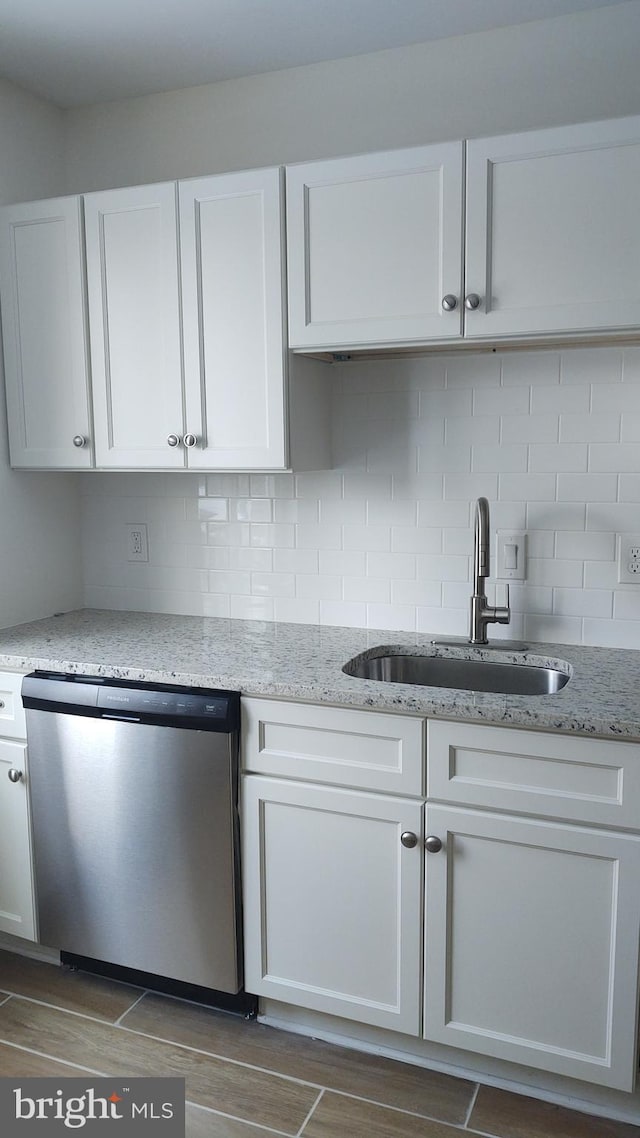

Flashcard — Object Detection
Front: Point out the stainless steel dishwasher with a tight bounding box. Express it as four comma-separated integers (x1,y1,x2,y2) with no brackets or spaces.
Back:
22,672,244,999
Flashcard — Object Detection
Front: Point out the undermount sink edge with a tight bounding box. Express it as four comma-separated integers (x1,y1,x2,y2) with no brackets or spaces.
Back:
342,645,573,697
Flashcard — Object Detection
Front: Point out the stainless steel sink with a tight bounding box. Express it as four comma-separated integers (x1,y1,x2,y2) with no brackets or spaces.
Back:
342,651,571,696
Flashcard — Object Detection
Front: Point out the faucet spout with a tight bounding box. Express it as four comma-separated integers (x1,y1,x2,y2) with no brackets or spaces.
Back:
469,497,510,645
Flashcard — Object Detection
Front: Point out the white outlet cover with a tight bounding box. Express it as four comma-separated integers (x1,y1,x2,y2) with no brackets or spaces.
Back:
618,534,640,583
496,531,526,580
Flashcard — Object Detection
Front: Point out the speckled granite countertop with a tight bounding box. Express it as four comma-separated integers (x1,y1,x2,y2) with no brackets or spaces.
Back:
0,608,638,740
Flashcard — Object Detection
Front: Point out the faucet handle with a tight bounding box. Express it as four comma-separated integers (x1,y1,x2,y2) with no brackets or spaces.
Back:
493,582,511,625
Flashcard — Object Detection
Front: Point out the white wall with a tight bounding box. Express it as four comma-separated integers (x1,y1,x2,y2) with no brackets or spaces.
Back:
65,3,640,191
0,80,83,628
58,1,640,648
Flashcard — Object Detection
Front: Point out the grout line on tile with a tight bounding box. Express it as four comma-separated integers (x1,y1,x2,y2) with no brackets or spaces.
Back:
296,1088,324,1136
463,1083,481,1127
0,992,148,1028
185,1099,294,1136
0,1038,107,1076
114,989,150,1025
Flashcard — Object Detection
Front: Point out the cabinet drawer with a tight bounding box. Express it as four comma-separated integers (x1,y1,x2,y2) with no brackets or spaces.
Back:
0,672,27,740
428,720,640,828
242,698,424,794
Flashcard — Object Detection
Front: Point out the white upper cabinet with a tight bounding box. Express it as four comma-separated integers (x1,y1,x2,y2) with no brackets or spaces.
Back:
287,115,640,350
0,197,93,468
179,168,287,469
465,116,640,339
84,182,185,469
287,143,464,349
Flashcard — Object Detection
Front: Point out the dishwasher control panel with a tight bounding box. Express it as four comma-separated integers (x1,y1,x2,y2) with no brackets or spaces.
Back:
22,672,239,731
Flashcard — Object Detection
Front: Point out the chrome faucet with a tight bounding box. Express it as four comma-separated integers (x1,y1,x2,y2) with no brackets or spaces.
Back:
469,497,510,645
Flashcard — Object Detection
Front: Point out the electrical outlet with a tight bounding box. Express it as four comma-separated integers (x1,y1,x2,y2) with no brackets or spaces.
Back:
618,534,640,583
126,523,149,562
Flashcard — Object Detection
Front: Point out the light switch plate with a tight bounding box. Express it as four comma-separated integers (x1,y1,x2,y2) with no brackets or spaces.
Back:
496,531,526,580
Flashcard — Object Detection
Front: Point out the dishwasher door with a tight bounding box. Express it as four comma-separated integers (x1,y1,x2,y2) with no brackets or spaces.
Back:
26,707,241,993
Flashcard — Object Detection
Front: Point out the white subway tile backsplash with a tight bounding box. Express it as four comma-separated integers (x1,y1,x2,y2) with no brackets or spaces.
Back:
622,347,640,382
531,384,589,415
557,474,618,502
319,549,366,576
445,355,501,388
366,551,416,579
344,577,390,603
232,498,272,522
274,498,320,523
561,348,623,384
529,443,588,473
230,595,274,621
344,473,392,499
296,574,342,601
251,572,296,597
553,587,612,619
80,345,639,647
472,444,527,473
526,558,584,588
555,531,615,561
274,548,319,574
343,524,391,552
560,413,620,443
500,415,558,444
501,351,560,387
366,603,416,632
367,499,417,526
391,527,442,554
273,597,320,624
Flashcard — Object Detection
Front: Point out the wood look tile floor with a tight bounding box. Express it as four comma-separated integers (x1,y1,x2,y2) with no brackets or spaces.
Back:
0,950,639,1137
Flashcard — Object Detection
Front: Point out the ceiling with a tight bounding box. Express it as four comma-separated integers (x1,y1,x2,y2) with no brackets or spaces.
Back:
0,0,627,109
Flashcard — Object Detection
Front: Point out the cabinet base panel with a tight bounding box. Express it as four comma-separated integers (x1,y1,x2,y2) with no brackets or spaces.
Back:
259,997,640,1126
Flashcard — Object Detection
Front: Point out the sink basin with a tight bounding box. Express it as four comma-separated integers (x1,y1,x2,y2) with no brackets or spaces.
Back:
342,650,571,696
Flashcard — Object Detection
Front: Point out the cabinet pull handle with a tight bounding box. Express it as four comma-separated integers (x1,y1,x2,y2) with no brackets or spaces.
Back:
0,700,5,708
8,769,23,783
441,294,458,311
183,433,197,448
464,293,481,310
167,434,181,447
72,435,87,448
400,831,418,848
425,835,443,853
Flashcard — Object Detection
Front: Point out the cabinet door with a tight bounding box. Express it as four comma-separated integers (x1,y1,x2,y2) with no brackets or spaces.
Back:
465,116,640,338
0,741,36,941
424,805,640,1090
84,183,185,469
243,776,422,1033
179,168,287,469
287,143,464,349
0,197,92,468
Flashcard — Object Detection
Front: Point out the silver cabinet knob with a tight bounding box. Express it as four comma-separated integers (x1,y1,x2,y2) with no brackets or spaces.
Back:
400,831,418,849
183,433,197,448
464,293,481,310
425,835,443,853
8,769,23,783
442,294,458,311
167,434,181,447
72,435,87,448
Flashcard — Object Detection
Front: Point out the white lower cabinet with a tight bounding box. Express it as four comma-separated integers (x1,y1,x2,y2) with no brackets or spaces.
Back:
241,700,640,1093
423,804,640,1091
242,776,423,1034
0,673,36,942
